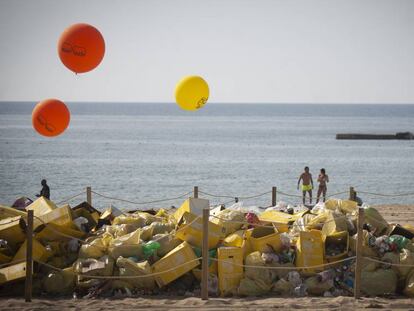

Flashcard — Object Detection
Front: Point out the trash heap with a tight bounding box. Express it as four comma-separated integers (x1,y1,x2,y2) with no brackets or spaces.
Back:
1,196,414,298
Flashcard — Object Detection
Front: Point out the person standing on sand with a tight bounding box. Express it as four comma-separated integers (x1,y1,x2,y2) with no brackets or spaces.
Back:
316,168,329,203
36,179,50,200
297,167,313,205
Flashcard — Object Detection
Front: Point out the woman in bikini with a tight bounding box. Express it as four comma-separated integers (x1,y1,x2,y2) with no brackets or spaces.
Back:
316,168,329,203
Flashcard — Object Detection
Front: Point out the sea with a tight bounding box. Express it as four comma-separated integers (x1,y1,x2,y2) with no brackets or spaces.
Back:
0,102,413,210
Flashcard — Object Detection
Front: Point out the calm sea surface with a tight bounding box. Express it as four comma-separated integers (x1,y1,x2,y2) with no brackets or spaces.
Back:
0,103,413,209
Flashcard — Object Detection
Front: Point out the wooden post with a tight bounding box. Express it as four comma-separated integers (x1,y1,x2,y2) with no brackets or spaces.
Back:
194,186,199,199
25,210,34,302
272,186,277,207
349,187,356,201
201,208,209,300
86,186,92,206
354,207,364,299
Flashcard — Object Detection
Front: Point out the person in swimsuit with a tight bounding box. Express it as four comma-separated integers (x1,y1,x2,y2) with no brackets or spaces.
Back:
316,168,329,203
297,166,313,205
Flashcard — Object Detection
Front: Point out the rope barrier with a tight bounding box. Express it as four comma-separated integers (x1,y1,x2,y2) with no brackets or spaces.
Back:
210,256,356,270
56,192,85,205
356,190,414,198
36,258,202,279
91,190,193,205
199,190,272,200
362,256,414,267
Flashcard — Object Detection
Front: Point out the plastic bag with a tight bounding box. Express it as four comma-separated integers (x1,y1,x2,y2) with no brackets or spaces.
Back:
78,233,112,259
112,214,146,228
388,235,410,251
142,241,160,259
244,251,272,284
382,248,414,278
108,228,143,259
139,225,154,241
272,278,293,295
361,268,397,296
404,269,414,297
43,267,75,295
116,257,155,289
211,209,245,237
238,278,271,296
304,276,334,296
150,221,175,235
152,233,182,257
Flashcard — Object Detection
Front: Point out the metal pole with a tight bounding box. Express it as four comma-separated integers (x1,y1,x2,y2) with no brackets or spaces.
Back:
86,186,92,206
201,208,209,300
194,186,199,199
25,210,33,302
354,207,364,299
272,186,277,206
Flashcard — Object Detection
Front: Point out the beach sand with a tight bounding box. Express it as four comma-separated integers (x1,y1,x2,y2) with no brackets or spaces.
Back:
1,204,413,310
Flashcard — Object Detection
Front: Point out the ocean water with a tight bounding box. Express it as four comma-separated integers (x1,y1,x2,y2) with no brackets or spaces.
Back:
0,102,413,210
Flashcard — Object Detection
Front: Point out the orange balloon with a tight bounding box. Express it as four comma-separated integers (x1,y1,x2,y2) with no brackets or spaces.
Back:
58,23,105,73
32,99,70,137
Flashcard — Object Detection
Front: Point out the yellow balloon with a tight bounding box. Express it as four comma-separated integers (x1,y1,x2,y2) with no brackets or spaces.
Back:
174,76,209,111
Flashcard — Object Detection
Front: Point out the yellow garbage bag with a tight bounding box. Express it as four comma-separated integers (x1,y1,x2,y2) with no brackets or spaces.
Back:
382,249,414,278
112,214,146,228
43,267,75,295
210,209,245,237
272,278,293,295
325,199,357,214
152,233,182,257
79,233,112,259
150,221,176,235
116,257,155,289
404,269,414,297
305,275,334,295
361,268,398,296
105,224,138,238
136,212,163,225
108,228,143,259
321,212,348,236
238,278,271,296
139,225,154,241
244,251,273,285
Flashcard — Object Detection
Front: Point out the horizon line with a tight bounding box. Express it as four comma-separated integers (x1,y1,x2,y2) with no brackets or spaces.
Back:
1,101,414,105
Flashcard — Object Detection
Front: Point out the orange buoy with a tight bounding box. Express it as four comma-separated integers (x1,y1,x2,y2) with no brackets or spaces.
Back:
58,23,105,74
32,99,70,137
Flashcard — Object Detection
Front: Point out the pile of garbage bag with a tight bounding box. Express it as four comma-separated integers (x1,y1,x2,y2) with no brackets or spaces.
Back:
1,196,414,298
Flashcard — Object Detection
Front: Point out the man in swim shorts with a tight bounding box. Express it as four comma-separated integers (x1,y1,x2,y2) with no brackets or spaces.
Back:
297,167,313,205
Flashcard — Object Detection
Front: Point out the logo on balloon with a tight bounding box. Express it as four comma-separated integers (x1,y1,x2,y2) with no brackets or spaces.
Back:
36,114,56,133
196,97,208,109
61,42,86,57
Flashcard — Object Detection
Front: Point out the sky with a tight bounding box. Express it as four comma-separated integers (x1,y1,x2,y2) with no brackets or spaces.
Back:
0,0,413,104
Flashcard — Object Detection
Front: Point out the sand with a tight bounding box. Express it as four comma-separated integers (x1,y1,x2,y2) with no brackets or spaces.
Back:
1,204,413,310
